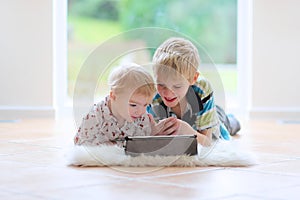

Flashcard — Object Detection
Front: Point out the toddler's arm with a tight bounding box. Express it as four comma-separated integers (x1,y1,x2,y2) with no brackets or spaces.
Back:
74,105,110,146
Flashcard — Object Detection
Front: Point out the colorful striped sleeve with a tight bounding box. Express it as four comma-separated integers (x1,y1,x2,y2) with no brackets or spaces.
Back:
194,78,219,133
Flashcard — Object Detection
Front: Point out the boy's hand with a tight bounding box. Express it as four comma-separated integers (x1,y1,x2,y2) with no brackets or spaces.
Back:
148,114,179,135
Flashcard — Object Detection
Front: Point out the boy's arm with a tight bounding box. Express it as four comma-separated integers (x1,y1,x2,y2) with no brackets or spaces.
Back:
177,120,212,146
197,128,213,146
194,79,220,140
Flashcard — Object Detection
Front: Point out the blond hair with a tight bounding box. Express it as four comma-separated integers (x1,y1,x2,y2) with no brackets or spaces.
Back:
153,37,200,82
108,63,156,97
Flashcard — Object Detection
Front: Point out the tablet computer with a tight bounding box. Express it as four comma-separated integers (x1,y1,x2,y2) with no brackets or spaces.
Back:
124,135,197,156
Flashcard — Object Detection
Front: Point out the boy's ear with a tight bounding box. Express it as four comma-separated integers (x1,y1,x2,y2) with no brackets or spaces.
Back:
190,72,200,85
109,90,116,100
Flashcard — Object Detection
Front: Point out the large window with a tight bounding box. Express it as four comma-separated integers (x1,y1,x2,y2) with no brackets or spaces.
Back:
68,0,237,108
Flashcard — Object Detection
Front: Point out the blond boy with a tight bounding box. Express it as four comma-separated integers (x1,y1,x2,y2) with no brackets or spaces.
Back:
147,37,240,146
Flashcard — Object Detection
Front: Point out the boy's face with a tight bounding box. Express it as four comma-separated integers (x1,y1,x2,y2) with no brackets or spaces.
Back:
156,72,191,108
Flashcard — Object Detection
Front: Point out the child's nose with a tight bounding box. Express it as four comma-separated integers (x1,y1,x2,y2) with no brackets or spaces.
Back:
135,107,145,116
163,87,173,96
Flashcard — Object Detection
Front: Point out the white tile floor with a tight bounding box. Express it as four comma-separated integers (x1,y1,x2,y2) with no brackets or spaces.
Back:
0,118,300,199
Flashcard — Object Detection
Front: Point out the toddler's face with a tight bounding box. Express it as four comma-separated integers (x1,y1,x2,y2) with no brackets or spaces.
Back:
115,91,152,122
156,73,190,108
127,93,152,122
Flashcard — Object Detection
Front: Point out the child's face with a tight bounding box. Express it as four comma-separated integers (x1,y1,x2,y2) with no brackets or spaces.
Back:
113,90,151,123
127,93,151,122
156,73,191,108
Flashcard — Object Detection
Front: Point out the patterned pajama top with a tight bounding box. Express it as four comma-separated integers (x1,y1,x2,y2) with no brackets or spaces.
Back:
74,96,152,146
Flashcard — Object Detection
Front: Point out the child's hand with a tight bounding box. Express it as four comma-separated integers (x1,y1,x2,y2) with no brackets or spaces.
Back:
148,114,179,135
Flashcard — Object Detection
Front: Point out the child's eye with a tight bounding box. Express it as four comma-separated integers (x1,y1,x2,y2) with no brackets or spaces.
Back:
129,104,137,107
174,85,182,89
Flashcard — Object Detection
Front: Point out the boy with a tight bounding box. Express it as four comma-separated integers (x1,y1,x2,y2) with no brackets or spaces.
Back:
147,37,240,146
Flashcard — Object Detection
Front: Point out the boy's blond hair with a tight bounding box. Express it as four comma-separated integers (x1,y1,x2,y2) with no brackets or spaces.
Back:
108,63,156,97
153,37,200,82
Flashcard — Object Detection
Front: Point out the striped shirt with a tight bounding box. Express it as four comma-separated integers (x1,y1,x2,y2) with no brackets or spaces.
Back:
147,78,230,140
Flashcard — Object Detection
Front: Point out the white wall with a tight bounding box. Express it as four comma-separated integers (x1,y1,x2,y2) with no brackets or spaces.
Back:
0,1,54,119
250,0,300,119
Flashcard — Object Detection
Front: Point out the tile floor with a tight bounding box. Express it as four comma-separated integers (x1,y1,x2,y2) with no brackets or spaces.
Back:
0,118,300,200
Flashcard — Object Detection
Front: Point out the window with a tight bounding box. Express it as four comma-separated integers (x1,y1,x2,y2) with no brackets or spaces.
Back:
67,0,238,110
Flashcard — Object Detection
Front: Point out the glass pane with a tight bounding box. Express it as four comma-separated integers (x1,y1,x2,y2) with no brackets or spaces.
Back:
68,0,237,104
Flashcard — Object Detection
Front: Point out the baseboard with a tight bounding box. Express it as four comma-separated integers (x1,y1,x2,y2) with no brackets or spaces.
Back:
0,106,55,119
2,106,298,121
249,107,300,120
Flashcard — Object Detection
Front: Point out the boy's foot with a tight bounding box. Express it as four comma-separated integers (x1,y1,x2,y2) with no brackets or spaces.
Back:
227,114,241,136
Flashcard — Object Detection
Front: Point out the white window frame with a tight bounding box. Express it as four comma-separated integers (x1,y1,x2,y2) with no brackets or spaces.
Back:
53,0,253,119
237,0,253,118
53,0,70,119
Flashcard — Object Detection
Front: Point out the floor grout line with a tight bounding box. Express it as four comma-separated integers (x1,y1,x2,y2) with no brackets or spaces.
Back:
230,167,300,177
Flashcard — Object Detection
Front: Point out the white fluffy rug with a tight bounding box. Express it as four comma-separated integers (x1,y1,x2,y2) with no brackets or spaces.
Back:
67,140,257,167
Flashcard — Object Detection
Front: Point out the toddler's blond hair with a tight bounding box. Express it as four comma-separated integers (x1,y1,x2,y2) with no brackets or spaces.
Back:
108,63,155,98
153,37,200,82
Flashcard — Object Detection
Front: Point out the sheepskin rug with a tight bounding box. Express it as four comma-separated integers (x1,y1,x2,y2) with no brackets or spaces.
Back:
67,140,257,167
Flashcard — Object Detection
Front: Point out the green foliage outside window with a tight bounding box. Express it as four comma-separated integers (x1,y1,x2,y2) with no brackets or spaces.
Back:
69,0,237,63
68,0,237,98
